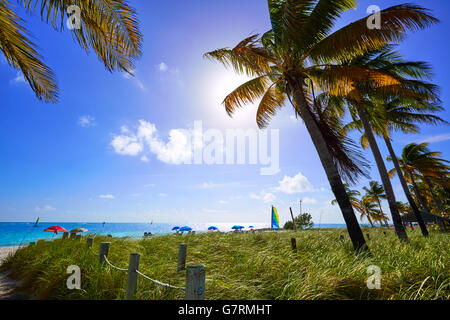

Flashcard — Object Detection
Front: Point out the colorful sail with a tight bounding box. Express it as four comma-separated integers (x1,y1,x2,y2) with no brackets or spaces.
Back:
271,206,280,229
33,217,40,227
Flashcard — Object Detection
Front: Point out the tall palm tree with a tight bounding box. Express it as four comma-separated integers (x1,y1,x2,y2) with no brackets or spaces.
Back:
0,0,142,102
342,47,442,237
390,143,450,212
204,1,438,251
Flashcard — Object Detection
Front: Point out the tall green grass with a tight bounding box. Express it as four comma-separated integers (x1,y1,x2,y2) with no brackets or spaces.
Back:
1,228,448,300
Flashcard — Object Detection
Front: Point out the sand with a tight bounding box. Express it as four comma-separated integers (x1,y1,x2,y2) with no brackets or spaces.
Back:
0,246,26,300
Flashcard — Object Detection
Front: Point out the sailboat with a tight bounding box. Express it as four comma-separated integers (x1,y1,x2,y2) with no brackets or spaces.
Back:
33,217,40,228
271,206,280,230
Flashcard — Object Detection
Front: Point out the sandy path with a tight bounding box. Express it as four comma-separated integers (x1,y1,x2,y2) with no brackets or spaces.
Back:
0,246,27,300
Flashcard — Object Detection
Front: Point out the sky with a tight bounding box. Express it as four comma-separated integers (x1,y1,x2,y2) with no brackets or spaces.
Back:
0,0,449,225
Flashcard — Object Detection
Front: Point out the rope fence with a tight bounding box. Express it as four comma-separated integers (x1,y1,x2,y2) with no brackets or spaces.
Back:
85,240,204,300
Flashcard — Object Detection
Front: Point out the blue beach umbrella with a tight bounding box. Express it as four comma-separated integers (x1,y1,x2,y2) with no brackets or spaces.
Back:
208,226,218,231
232,225,244,230
249,226,255,229
179,226,192,232
172,226,180,231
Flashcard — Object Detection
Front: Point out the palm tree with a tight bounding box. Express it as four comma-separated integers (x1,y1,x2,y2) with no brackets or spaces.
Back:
0,0,142,102
204,1,437,251
390,143,450,212
331,184,360,209
341,47,442,238
363,181,388,226
354,196,382,228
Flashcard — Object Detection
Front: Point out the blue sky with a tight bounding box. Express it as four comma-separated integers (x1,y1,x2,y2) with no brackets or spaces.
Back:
0,0,449,225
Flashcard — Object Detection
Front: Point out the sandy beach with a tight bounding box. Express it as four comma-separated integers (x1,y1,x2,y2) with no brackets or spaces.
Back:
0,246,24,300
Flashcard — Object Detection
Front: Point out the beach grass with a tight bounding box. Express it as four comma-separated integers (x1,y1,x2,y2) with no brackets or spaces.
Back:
1,228,448,300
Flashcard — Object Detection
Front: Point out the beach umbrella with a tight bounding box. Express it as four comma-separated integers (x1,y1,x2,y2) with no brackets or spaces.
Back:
172,226,180,231
232,225,244,230
179,226,192,232
249,226,255,229
70,228,88,234
44,226,68,234
208,226,218,231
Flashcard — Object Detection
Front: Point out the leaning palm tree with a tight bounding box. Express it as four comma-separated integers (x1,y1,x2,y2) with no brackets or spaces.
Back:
204,0,438,251
390,143,450,212
0,0,142,102
341,47,442,238
346,93,445,236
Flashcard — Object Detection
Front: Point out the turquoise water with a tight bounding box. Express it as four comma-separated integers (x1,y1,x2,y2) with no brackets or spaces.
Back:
0,222,347,246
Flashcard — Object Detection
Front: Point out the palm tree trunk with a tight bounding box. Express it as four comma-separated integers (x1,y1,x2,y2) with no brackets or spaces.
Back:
355,104,408,241
290,81,368,252
384,137,428,236
423,176,443,211
408,170,430,212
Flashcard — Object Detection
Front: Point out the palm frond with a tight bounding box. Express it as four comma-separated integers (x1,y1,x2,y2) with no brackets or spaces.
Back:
309,4,439,63
0,0,58,102
256,84,287,128
222,76,272,116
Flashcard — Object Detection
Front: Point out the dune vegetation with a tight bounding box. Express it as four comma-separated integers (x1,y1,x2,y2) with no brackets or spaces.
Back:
1,229,448,300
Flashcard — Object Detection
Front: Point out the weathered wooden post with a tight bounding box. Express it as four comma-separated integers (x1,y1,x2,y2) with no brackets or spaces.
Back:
86,238,94,249
75,235,81,241
291,238,297,252
69,232,76,240
289,207,297,231
177,244,187,272
62,232,69,240
185,265,205,300
98,242,110,265
126,253,141,299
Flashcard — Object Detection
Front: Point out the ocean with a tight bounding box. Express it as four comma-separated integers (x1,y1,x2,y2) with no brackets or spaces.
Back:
0,222,348,247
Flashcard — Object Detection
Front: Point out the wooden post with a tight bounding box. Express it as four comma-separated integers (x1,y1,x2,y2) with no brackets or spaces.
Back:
86,238,94,249
339,235,345,242
98,242,110,265
75,235,81,241
366,233,370,240
177,244,187,272
69,233,76,240
126,253,141,299
185,265,205,300
290,238,297,252
62,232,69,240
383,231,386,236
289,207,297,231
37,239,45,245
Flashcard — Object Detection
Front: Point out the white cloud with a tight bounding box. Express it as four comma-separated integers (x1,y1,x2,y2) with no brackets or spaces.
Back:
416,133,450,144
35,205,56,212
302,197,318,205
99,194,115,200
158,193,167,197
111,120,193,165
263,192,276,203
276,172,314,194
78,115,96,127
158,62,168,72
122,69,145,91
219,200,228,204
11,71,26,84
